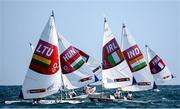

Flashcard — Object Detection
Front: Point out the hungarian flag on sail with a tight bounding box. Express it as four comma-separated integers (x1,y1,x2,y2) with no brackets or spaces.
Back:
123,44,147,72
149,55,166,74
60,46,85,74
29,40,59,75
74,47,89,62
103,38,124,69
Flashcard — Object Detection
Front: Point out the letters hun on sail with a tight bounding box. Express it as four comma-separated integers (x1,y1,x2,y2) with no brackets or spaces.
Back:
58,35,96,89
146,45,173,83
121,24,154,91
20,14,61,99
102,18,133,89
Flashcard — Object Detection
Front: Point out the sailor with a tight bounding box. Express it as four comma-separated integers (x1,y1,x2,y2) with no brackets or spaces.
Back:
125,91,133,100
153,88,160,92
114,88,122,99
83,85,96,95
68,89,77,98
32,98,41,104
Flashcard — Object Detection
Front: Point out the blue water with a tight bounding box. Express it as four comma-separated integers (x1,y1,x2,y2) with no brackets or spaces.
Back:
0,85,180,108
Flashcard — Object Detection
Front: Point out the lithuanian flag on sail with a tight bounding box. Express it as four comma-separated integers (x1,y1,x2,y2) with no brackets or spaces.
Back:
103,38,124,69
60,46,85,74
123,44,147,72
29,40,59,75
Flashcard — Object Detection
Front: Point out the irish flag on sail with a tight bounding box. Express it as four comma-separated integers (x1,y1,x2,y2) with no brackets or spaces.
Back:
108,49,123,65
103,38,124,69
123,44,147,72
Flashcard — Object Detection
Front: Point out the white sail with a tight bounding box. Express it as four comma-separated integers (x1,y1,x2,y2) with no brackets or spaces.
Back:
146,45,173,84
74,47,102,82
58,34,102,83
121,24,154,91
19,13,62,99
58,35,96,90
102,18,133,89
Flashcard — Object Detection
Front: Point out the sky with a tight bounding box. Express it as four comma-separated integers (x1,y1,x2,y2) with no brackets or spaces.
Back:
0,0,179,85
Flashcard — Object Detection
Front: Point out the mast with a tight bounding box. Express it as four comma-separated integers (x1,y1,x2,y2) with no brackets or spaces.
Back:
121,23,125,50
101,17,106,97
145,44,149,63
51,10,64,101
145,45,157,89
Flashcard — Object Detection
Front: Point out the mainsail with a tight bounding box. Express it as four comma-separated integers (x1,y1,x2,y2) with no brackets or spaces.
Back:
102,18,133,89
19,13,61,99
58,34,96,90
58,34,102,83
146,45,173,84
121,24,154,91
74,47,102,82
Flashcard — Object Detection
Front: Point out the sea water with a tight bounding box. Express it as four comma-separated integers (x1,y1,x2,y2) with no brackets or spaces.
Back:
0,85,180,108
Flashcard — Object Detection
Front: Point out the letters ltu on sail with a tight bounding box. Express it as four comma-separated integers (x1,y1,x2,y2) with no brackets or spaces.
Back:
19,13,61,99
121,24,155,91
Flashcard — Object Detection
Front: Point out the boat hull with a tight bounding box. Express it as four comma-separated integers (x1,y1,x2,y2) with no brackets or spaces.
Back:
89,97,114,102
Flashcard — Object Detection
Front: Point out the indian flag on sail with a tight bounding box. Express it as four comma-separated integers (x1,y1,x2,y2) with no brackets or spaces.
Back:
129,55,147,72
123,45,147,72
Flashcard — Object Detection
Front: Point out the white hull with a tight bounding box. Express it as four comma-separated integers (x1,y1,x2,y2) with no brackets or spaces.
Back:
4,99,84,104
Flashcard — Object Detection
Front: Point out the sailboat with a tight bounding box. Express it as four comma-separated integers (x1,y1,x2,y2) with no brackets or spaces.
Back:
18,12,62,103
121,24,155,91
58,34,102,84
146,45,174,84
7,11,86,105
58,31,99,99
89,18,133,102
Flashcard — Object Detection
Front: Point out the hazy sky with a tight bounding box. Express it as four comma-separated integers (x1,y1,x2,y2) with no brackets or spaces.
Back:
0,0,179,85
